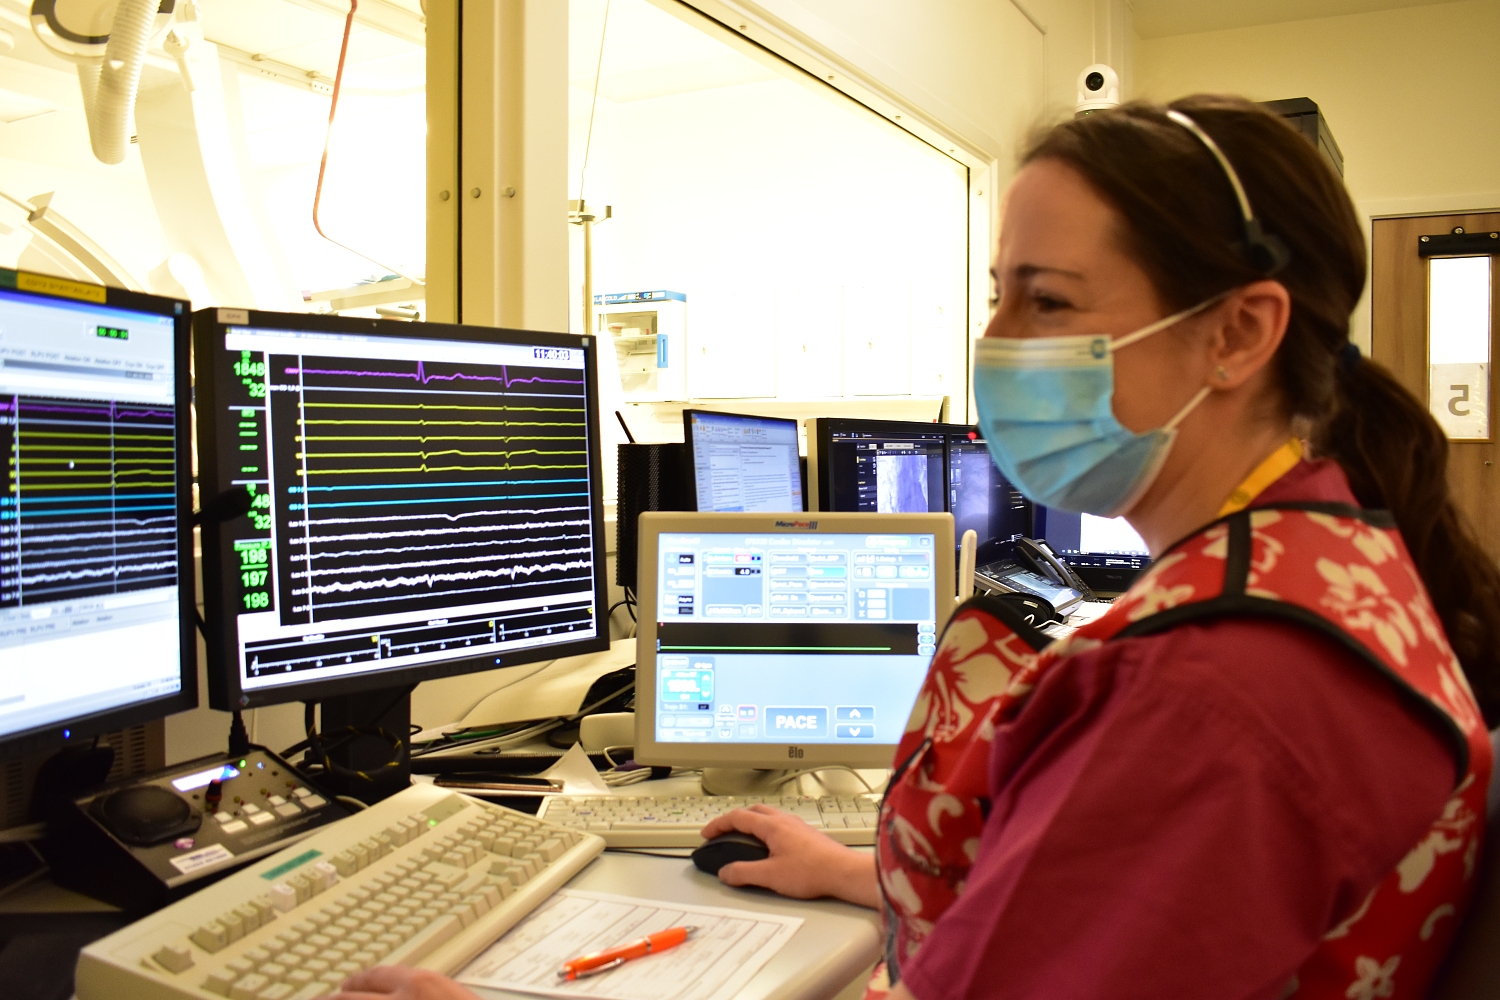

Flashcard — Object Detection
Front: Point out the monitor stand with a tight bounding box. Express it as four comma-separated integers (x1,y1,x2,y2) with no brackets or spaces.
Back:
700,768,795,797
314,687,412,804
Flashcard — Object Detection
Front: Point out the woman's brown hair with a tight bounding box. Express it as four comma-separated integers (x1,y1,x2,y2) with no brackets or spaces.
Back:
1024,94,1500,726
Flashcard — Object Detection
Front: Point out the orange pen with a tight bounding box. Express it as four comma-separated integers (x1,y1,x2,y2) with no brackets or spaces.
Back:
557,926,699,979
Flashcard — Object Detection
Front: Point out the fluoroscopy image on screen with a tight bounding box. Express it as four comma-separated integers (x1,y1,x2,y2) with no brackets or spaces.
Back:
0,283,185,740
875,453,928,513
200,319,606,703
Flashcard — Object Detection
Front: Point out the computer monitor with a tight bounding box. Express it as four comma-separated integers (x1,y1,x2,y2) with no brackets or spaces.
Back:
633,511,954,773
193,308,611,710
806,418,949,514
682,409,803,513
0,269,196,757
1034,506,1151,593
945,428,1032,549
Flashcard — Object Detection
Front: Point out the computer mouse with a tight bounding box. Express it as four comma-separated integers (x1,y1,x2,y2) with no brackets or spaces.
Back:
691,832,770,876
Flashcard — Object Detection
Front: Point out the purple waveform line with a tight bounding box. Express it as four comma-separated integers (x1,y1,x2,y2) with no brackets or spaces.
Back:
18,402,173,420
285,360,584,388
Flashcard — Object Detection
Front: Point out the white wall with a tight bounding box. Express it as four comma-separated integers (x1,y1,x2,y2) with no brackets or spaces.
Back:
1135,0,1500,349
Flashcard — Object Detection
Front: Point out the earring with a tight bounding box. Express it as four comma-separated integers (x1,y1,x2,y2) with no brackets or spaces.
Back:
1215,365,1230,381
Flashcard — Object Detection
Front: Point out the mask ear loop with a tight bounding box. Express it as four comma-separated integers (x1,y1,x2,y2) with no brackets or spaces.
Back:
1110,292,1229,353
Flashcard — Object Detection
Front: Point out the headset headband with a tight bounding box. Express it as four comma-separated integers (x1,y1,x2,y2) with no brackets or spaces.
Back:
1165,109,1290,275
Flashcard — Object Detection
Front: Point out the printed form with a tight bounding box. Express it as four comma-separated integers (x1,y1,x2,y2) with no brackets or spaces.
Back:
457,890,804,1000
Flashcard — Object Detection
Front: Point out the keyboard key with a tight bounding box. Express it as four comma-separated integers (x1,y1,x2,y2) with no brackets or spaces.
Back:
152,943,194,973
261,984,296,1000
229,972,270,999
383,914,461,966
275,803,301,818
270,884,297,912
191,922,229,953
203,970,235,996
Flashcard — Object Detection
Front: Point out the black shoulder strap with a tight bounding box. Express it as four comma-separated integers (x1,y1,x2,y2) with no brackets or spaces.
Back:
1117,508,1470,783
952,593,1053,652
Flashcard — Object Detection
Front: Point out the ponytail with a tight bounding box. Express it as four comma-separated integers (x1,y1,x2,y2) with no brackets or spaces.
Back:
1024,94,1500,725
1317,355,1500,723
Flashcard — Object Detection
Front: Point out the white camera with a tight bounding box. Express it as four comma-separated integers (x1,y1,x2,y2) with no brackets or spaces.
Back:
1075,64,1121,116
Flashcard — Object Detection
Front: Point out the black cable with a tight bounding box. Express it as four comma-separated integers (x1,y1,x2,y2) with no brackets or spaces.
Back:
605,848,695,858
300,686,414,784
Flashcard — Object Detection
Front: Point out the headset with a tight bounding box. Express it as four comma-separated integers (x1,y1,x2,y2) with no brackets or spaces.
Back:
1165,109,1291,275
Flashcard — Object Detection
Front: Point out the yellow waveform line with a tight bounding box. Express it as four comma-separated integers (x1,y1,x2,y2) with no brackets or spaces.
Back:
297,448,585,461
12,444,173,453
18,432,173,442
301,462,587,476
17,468,172,477
19,481,175,490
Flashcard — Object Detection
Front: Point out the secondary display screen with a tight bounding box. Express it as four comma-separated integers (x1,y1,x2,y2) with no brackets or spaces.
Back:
205,323,603,698
1037,508,1150,571
685,411,802,513
653,531,937,745
947,432,1031,547
823,427,945,514
0,284,184,738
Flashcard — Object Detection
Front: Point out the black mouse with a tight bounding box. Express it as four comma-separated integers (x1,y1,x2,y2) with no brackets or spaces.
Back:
692,832,770,875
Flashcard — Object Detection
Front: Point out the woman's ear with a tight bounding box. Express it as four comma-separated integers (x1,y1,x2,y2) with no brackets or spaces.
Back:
1208,280,1291,389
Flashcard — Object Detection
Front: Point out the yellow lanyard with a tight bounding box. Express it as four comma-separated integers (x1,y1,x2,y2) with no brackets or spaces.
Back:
1216,438,1304,518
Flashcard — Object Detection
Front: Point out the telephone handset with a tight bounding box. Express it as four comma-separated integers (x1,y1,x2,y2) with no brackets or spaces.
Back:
1014,537,1097,602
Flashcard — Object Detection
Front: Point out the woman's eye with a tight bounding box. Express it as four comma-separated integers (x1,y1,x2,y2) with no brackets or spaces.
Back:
1033,293,1071,313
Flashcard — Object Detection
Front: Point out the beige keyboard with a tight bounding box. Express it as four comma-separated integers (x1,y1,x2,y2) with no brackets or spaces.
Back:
537,793,882,847
77,783,604,1000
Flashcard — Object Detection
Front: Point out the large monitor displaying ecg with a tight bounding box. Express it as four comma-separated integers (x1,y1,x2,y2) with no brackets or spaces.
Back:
683,410,803,513
194,309,610,709
0,270,195,755
633,511,954,770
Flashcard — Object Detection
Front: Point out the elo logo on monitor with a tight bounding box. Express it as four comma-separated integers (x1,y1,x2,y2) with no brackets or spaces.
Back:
766,707,827,737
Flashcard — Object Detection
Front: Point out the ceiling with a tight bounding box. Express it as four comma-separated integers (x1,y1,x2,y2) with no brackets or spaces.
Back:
1133,0,1466,38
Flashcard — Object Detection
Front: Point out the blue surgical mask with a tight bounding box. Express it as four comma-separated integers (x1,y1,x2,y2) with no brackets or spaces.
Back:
972,297,1221,516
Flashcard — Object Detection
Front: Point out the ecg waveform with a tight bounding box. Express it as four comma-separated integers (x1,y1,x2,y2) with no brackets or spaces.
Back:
0,394,178,605
269,355,597,626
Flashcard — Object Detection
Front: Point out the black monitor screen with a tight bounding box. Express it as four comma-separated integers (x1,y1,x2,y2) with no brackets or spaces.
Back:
195,310,610,709
1035,507,1151,570
684,410,803,512
946,431,1031,546
818,422,946,514
0,272,194,754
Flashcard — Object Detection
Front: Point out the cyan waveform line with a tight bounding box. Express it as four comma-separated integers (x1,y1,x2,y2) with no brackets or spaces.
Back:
294,478,586,494
298,507,587,530
292,491,588,511
14,504,176,517
295,531,590,557
19,401,175,421
295,558,593,595
286,360,584,388
294,546,593,579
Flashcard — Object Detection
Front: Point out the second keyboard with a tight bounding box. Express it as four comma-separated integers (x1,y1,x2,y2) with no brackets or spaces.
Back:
537,793,882,847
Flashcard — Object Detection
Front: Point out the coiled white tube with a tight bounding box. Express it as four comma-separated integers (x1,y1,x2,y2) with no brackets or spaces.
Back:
77,0,158,165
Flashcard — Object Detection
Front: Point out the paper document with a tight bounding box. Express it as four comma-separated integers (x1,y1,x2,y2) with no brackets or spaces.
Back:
457,889,803,1000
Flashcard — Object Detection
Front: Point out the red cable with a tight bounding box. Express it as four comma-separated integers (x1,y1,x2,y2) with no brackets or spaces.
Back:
311,0,421,285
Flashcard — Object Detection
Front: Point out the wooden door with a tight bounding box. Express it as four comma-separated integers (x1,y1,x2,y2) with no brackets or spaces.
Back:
1371,212,1500,557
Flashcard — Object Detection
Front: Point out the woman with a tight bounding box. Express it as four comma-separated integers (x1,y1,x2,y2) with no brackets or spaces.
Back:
326,95,1497,1000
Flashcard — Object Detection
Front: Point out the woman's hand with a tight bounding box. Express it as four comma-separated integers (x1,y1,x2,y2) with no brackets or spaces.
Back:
699,805,880,909
323,966,481,1000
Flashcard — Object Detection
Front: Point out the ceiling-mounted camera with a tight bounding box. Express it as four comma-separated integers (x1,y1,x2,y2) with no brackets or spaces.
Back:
1075,63,1121,117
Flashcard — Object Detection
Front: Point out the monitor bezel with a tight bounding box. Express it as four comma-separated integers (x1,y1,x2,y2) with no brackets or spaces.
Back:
633,510,955,770
193,308,612,710
680,408,805,513
806,417,971,514
0,270,197,760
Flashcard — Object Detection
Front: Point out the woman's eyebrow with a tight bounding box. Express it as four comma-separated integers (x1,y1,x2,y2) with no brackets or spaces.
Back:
1010,263,1086,281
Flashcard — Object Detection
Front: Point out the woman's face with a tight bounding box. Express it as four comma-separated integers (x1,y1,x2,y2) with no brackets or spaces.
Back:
984,158,1218,435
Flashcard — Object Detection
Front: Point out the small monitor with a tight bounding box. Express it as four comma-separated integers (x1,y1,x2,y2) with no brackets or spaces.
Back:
1035,507,1151,592
194,309,611,708
0,270,195,756
945,428,1032,548
683,410,803,513
807,418,948,514
633,511,954,770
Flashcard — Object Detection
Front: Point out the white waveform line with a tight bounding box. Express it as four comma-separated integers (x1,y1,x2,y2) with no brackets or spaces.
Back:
290,533,588,562
23,522,176,543
22,560,177,584
295,506,588,530
294,559,594,596
292,547,593,580
20,549,175,571
301,521,592,546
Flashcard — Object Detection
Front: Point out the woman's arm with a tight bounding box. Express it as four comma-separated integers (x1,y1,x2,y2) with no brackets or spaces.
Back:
698,805,881,909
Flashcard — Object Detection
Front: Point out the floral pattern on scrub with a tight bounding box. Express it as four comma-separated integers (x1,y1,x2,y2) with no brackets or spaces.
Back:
870,503,1492,1000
